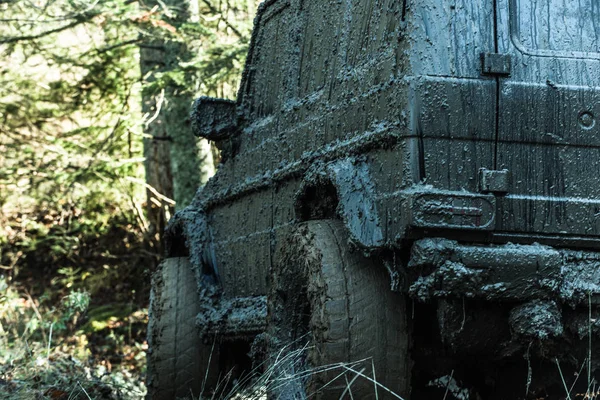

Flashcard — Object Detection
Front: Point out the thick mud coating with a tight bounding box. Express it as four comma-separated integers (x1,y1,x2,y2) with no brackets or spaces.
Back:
406,238,600,398
196,295,266,339
411,299,600,400
509,300,564,341
146,258,219,400
164,208,212,283
407,238,600,306
150,0,600,398
268,220,410,400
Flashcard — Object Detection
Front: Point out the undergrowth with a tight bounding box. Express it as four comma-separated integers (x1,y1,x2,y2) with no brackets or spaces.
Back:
0,204,155,399
182,341,405,400
0,277,147,399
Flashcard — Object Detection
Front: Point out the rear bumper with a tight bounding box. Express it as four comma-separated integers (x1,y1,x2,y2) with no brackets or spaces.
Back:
407,238,600,305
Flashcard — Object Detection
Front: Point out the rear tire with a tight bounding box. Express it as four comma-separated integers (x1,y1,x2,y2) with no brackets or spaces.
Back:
268,220,411,399
146,257,218,400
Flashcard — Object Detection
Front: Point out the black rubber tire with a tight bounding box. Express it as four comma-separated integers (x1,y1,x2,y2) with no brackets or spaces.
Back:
269,220,411,399
146,257,219,400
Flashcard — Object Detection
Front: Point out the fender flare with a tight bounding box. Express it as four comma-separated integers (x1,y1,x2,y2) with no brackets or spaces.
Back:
165,207,220,288
295,158,385,248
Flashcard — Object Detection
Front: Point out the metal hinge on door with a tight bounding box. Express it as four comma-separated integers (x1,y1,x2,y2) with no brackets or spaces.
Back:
479,168,510,194
481,53,511,76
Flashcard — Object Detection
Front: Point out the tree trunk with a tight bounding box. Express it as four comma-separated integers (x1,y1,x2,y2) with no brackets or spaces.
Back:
139,0,215,250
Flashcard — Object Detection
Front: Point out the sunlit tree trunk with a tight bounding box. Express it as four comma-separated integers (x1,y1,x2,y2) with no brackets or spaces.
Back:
139,0,215,249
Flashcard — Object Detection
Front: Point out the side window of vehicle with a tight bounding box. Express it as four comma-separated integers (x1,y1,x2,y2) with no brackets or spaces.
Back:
512,0,600,55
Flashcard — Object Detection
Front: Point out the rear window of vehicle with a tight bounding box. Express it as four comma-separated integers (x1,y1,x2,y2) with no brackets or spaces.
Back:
513,0,600,54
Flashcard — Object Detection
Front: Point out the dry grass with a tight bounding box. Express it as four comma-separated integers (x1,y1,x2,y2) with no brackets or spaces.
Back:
188,340,405,400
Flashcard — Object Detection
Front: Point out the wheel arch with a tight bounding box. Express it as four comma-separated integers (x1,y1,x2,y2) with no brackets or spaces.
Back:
164,207,220,287
294,158,385,248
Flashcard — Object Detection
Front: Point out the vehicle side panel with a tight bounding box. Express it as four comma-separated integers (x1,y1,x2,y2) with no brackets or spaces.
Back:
407,0,495,78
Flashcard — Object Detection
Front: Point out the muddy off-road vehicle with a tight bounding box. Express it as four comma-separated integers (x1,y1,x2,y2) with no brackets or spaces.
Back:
147,1,600,399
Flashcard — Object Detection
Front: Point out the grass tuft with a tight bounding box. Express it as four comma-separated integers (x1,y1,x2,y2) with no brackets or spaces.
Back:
186,339,404,400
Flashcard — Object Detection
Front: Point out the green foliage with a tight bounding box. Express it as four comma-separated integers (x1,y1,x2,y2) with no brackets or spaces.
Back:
0,0,256,396
55,290,90,331
0,0,255,230
0,278,147,399
0,0,145,227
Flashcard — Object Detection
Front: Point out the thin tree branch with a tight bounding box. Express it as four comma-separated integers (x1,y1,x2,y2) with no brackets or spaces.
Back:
201,0,244,39
93,38,141,55
138,43,166,50
144,89,165,128
0,15,94,44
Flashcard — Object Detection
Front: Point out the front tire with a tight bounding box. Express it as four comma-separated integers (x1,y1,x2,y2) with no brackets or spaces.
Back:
146,257,218,400
268,220,411,399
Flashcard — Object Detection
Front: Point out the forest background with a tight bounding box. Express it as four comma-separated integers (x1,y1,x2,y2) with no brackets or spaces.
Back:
0,0,256,398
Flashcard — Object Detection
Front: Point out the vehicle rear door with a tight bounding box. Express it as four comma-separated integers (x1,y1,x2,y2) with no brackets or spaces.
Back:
495,0,600,240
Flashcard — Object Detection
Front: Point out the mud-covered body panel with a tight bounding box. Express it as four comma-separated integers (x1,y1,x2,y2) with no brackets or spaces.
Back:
411,76,497,193
181,0,600,301
153,1,600,397
407,0,495,78
189,0,410,296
